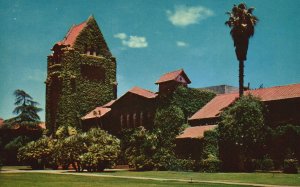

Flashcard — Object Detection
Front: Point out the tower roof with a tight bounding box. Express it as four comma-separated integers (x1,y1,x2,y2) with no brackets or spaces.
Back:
56,21,87,47
52,16,112,57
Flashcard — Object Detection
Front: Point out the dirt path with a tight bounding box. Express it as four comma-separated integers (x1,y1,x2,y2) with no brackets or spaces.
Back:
1,169,298,187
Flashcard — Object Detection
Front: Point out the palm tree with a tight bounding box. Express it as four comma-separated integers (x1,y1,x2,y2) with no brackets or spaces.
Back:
225,3,258,96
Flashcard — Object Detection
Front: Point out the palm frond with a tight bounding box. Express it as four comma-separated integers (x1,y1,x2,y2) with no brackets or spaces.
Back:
248,7,255,14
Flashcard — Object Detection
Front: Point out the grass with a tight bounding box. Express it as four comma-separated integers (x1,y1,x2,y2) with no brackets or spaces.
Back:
1,166,300,186
97,170,300,186
0,173,245,187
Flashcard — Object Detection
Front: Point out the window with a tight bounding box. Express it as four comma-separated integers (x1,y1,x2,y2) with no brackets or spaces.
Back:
133,113,137,127
120,114,124,129
140,112,143,126
126,114,130,128
81,65,105,81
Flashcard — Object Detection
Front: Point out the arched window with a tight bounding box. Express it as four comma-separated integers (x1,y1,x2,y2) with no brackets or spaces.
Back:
126,114,130,128
120,114,124,129
140,112,143,126
133,113,137,128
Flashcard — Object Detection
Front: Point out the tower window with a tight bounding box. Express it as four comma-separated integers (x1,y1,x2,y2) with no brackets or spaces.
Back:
81,65,105,81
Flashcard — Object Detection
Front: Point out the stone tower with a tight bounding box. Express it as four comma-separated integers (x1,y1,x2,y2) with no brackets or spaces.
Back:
45,16,117,135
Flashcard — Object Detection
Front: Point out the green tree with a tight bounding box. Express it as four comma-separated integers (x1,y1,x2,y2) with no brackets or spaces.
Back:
154,105,185,147
225,3,258,96
1,90,42,165
6,89,42,127
218,95,266,171
125,127,158,171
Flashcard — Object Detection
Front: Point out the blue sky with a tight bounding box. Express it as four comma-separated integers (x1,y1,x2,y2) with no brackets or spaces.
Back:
0,0,299,121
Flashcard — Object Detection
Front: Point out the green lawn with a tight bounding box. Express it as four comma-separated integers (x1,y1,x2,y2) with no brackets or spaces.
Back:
1,166,300,187
97,170,300,186
0,173,244,187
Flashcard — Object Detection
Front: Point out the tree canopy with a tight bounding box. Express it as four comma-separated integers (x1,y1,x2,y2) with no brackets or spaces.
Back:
5,89,42,127
218,95,267,171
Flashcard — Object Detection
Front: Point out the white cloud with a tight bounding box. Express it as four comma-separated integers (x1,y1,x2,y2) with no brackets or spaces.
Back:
176,41,188,47
114,32,148,48
114,33,127,40
166,5,214,27
122,36,148,48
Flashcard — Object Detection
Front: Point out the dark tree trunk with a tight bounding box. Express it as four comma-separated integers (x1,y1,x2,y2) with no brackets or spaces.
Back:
239,60,244,96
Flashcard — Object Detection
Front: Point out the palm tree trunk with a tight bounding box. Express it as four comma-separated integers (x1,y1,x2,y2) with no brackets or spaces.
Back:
239,60,244,97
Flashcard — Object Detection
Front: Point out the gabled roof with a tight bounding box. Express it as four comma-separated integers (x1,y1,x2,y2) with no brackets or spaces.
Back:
155,69,191,84
57,21,87,47
189,83,300,121
81,107,111,120
176,125,217,139
128,87,158,99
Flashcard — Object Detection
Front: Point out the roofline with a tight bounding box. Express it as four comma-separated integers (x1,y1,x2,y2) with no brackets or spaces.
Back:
112,86,157,107
155,68,191,84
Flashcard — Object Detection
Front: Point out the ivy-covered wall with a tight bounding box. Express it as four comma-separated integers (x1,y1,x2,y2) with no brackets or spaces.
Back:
46,17,116,135
74,16,112,58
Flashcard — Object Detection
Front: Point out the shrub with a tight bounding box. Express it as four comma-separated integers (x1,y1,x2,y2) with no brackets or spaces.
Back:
168,158,195,171
201,154,221,172
79,129,120,172
260,158,274,171
55,128,120,172
18,137,55,169
283,159,298,174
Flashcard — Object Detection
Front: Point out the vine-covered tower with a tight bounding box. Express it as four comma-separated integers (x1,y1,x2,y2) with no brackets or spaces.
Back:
45,16,117,135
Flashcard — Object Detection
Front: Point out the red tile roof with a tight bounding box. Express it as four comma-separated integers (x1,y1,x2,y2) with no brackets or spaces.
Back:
0,118,4,127
155,69,191,84
3,122,46,130
176,125,217,139
81,107,111,120
189,83,300,120
128,87,158,99
38,122,46,129
189,92,238,120
56,21,87,47
103,100,116,107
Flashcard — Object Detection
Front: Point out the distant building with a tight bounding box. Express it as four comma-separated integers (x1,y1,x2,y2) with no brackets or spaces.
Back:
201,85,238,94
45,16,117,135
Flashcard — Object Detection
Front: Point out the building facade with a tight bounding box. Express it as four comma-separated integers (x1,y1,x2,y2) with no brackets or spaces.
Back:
45,16,117,135
82,69,191,135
